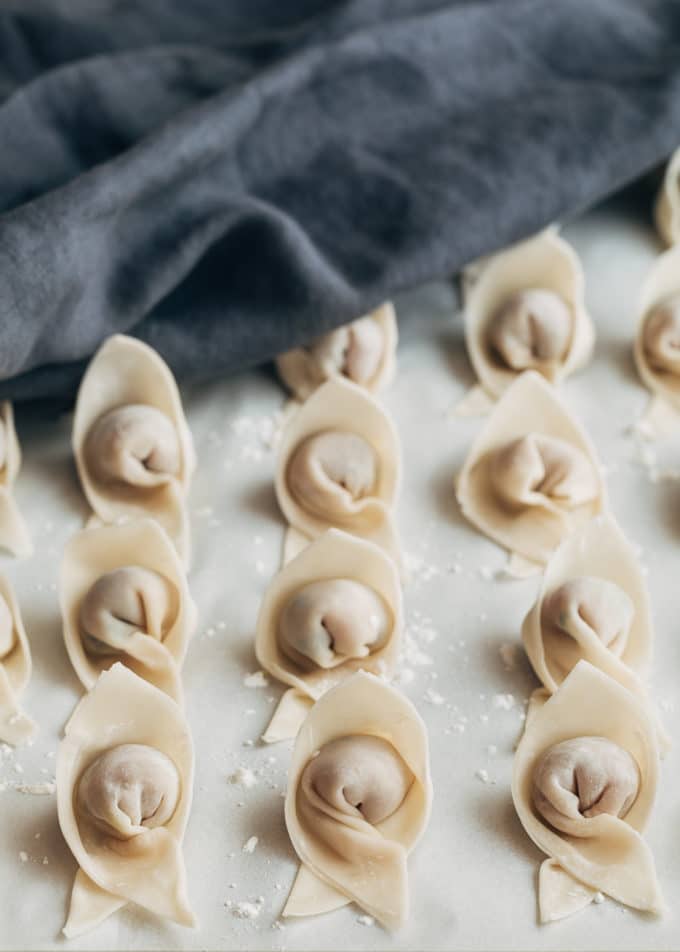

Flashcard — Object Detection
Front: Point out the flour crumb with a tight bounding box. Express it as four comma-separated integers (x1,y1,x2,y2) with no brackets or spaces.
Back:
244,671,268,689
232,901,260,919
395,668,415,686
229,767,257,789
357,914,375,926
19,851,28,863
593,892,605,904
15,781,56,796
475,769,496,785
242,836,259,854
492,693,515,711
424,688,444,706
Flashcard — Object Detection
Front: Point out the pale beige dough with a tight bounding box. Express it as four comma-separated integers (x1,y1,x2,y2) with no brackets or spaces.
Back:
60,520,196,702
275,377,402,565
72,335,195,564
57,664,196,937
276,303,397,400
256,529,402,742
0,575,36,745
456,371,606,565
512,660,664,920
463,229,593,401
284,671,432,930
654,147,680,246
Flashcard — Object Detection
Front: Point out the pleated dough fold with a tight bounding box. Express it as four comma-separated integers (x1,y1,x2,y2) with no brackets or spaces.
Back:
654,147,680,247
463,229,593,404
57,664,196,937
276,303,397,401
256,529,402,741
0,574,36,744
283,671,432,930
72,335,195,564
512,660,664,921
456,371,606,566
60,520,197,703
522,516,651,696
275,377,402,566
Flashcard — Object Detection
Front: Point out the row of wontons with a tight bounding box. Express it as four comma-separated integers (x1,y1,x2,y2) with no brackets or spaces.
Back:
0,312,432,935
269,226,677,926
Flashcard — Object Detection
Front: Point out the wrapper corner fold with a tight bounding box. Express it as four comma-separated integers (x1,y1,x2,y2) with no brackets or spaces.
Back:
512,660,664,921
633,243,680,430
0,401,32,558
0,573,36,745
462,229,594,405
521,515,652,696
456,371,606,566
654,147,680,248
60,519,197,703
275,303,398,401
255,528,403,742
283,671,432,930
72,334,195,565
274,377,402,567
57,663,196,937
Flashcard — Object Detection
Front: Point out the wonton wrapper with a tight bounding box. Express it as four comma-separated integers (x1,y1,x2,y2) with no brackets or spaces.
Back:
456,371,606,568
256,529,402,742
57,664,195,937
0,402,32,558
512,661,664,922
276,303,397,402
275,377,402,566
458,229,593,414
633,244,680,434
60,520,197,703
0,574,36,744
283,671,432,930
654,147,680,247
522,516,651,696
72,335,195,564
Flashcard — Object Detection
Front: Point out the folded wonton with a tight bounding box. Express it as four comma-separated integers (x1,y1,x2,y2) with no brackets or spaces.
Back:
512,660,664,923
276,303,397,402
72,335,195,564
522,516,651,697
0,402,32,558
255,529,402,742
0,574,36,744
57,663,196,937
60,520,196,703
633,244,680,434
654,147,680,247
283,671,432,930
456,371,606,570
275,377,401,566
459,230,593,413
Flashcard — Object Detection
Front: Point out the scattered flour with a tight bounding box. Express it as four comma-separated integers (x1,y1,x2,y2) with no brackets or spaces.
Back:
242,836,259,854
244,671,268,689
229,767,257,789
492,693,515,711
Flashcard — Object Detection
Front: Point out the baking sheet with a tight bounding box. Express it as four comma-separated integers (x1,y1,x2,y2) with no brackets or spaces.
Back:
1,196,679,952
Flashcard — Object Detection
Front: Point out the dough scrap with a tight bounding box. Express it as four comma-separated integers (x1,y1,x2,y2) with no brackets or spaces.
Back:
283,671,432,929
0,574,36,745
512,660,664,920
276,303,397,401
456,371,606,565
60,520,196,702
275,377,402,566
72,335,195,564
256,529,402,739
464,229,593,401
57,663,196,936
